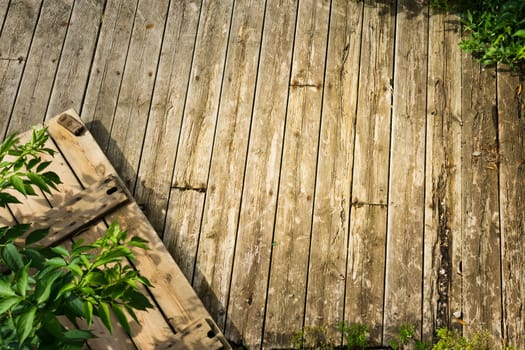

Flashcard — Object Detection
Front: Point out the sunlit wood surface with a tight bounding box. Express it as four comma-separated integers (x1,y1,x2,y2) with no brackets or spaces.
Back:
1,0,524,348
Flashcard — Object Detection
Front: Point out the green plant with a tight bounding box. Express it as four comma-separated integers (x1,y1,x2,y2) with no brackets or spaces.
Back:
0,129,153,349
390,323,430,350
292,325,334,350
338,322,369,350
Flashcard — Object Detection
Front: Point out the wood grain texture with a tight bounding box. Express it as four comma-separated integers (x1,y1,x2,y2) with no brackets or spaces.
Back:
304,0,362,342
162,0,232,290
423,11,462,339
7,0,73,134
134,0,201,233
264,0,330,347
225,0,297,347
0,0,41,136
46,0,105,118
81,0,137,148
193,0,264,330
498,71,525,349
383,0,428,341
0,1,9,29
344,0,395,343
105,0,169,190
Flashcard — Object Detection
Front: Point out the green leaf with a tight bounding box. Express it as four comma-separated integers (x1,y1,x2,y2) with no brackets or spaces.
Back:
83,301,93,327
42,172,62,189
2,243,24,272
25,228,49,245
67,262,83,276
63,329,94,341
129,236,150,250
97,302,112,334
36,160,52,173
4,224,31,242
16,263,30,296
124,304,139,324
125,289,153,310
112,304,131,335
0,296,20,315
16,306,36,344
34,270,62,304
50,245,70,257
27,172,50,193
56,282,76,300
42,313,64,338
513,29,525,38
9,175,26,196
46,257,67,267
0,192,20,207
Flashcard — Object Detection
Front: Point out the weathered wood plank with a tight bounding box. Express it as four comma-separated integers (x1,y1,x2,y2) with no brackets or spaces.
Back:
7,0,73,134
304,0,362,342
46,110,230,348
163,0,232,280
0,1,10,30
498,70,524,348
0,0,41,136
460,57,502,338
344,0,395,343
423,11,463,340
225,0,297,347
81,0,136,148
383,0,428,341
46,0,106,118
134,0,201,233
193,0,264,330
264,0,330,347
105,0,169,189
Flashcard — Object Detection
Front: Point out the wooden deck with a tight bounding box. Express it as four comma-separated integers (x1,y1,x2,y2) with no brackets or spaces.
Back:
1,0,524,348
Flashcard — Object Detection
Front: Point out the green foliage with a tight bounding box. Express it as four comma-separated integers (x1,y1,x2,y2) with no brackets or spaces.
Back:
389,323,430,350
0,128,61,208
338,322,369,350
0,128,153,349
292,325,335,350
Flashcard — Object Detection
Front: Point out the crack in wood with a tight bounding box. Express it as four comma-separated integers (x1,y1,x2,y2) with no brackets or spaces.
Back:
171,185,206,193
351,200,387,208
436,165,451,330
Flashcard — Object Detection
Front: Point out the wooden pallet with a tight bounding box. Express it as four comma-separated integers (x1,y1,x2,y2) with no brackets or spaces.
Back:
4,110,231,350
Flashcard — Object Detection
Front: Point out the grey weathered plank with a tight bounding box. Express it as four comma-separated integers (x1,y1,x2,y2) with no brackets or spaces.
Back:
0,0,41,136
304,0,362,342
163,0,233,279
192,0,264,330
0,1,10,31
460,57,502,338
105,0,169,189
423,11,462,339
81,0,137,148
344,0,395,343
225,0,297,347
498,71,525,349
134,0,201,234
46,0,106,119
264,0,330,347
383,0,428,341
7,0,73,134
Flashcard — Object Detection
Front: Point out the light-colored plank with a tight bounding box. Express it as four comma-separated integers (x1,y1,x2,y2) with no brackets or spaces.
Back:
264,0,330,347
383,0,428,341
423,11,462,339
46,0,106,118
46,110,230,347
225,0,297,347
344,0,395,343
0,1,10,31
163,0,233,279
460,57,502,338
134,0,201,233
193,0,265,330
0,208,15,226
81,0,136,148
105,0,169,189
0,0,41,136
7,0,73,134
498,71,525,349
304,0,362,342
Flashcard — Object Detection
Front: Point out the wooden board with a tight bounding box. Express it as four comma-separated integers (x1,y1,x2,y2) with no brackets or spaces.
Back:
460,57,502,338
134,0,201,233
383,0,428,341
193,0,265,330
264,0,330,347
7,0,73,134
46,0,106,119
423,10,463,340
304,0,362,343
81,0,136,149
344,0,395,343
498,71,525,349
225,0,298,347
0,0,41,137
